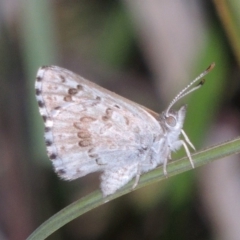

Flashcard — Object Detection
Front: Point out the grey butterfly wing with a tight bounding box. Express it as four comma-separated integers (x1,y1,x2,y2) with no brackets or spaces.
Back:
35,66,163,185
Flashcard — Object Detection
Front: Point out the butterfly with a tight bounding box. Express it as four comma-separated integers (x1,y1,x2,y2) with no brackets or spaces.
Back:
35,63,215,196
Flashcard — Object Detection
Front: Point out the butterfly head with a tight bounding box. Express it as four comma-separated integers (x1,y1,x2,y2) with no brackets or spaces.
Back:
160,105,186,132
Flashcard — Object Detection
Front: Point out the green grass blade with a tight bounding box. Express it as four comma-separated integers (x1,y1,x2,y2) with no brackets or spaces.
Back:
27,137,240,240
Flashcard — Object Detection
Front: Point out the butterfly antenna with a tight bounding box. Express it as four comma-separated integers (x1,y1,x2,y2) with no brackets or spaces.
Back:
165,62,215,116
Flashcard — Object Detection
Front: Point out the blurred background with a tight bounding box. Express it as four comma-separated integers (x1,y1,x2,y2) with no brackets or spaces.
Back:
0,0,240,239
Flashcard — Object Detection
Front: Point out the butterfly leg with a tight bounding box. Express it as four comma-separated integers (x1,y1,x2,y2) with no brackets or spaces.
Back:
132,165,141,189
181,130,195,150
165,135,194,177
132,149,155,189
163,147,171,176
170,139,194,169
180,140,194,168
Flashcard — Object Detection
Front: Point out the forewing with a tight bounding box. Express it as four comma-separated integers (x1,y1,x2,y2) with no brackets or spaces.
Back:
35,66,162,180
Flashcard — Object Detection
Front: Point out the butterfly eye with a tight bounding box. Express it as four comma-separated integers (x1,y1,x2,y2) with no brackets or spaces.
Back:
166,115,176,127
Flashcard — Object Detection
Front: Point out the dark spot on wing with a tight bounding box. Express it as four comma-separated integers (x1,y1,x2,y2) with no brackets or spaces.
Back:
36,76,42,82
125,117,130,125
57,169,66,175
36,88,41,95
73,122,81,129
102,116,108,121
41,65,49,69
80,116,97,122
64,95,72,102
88,152,98,158
45,140,52,146
88,148,94,154
78,139,92,147
77,84,83,90
68,88,78,95
96,158,105,165
42,115,47,122
59,75,66,83
54,106,61,110
38,101,44,108
49,153,57,160
77,131,91,139
102,107,113,121
45,127,51,132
